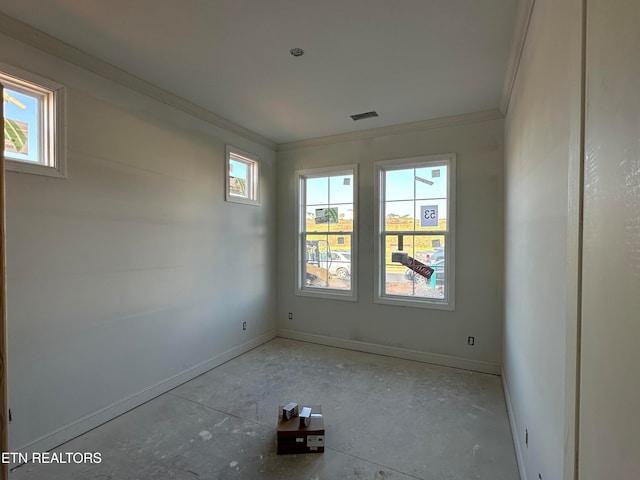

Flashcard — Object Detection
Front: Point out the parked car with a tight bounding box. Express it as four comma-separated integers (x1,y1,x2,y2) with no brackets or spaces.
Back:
404,248,444,281
328,251,351,278
407,248,444,266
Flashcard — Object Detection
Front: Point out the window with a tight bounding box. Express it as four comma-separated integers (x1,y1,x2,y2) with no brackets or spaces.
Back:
2,63,66,177
375,154,455,309
226,145,259,205
297,166,357,300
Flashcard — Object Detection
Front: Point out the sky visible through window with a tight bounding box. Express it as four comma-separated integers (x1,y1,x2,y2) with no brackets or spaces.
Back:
229,158,247,181
303,167,447,222
384,166,448,220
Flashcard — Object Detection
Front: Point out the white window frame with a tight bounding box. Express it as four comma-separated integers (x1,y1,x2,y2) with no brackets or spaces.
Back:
296,165,358,301
225,145,260,205
1,62,66,178
375,153,456,310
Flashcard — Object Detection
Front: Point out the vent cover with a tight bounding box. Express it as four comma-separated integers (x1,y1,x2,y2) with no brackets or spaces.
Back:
350,111,379,121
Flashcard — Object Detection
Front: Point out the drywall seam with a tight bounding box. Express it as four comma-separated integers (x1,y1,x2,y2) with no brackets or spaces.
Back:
11,330,277,462
502,367,527,480
0,12,277,151
277,329,501,375
499,0,536,116
277,109,503,152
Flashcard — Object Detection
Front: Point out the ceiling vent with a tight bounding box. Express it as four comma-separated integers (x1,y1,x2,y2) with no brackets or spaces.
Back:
350,111,379,121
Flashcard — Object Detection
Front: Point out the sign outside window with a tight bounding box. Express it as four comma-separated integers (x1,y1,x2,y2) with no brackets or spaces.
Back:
420,205,439,227
315,207,338,224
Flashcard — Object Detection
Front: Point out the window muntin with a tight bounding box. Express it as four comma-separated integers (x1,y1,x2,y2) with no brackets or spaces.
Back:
1,64,66,177
297,166,357,300
226,146,259,205
376,154,455,310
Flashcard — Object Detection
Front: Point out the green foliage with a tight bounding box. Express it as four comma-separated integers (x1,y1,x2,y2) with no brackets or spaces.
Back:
4,117,27,153
236,178,246,195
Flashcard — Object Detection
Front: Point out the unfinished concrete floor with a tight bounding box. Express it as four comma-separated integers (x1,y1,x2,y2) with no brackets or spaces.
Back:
11,338,519,479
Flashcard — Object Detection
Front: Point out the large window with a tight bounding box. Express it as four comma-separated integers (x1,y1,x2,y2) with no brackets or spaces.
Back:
225,145,259,205
2,63,66,177
375,154,455,309
297,166,357,300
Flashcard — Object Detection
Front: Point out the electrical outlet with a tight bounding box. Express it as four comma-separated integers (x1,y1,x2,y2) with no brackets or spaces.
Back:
242,322,247,331
538,474,542,479
288,312,293,320
467,336,475,346
525,429,529,447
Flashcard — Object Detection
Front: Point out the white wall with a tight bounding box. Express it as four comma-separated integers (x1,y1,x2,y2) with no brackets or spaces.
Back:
502,0,583,479
1,33,277,453
276,114,505,373
580,0,640,477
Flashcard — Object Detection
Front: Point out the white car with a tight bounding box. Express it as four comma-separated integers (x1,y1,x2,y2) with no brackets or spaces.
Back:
328,251,351,278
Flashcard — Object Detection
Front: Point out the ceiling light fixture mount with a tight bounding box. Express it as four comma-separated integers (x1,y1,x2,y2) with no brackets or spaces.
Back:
289,47,305,57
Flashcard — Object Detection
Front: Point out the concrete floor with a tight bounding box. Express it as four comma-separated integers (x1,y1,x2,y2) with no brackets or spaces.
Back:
11,338,520,479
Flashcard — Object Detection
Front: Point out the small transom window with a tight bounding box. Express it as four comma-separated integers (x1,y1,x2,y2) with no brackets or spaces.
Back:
225,146,259,205
2,63,66,177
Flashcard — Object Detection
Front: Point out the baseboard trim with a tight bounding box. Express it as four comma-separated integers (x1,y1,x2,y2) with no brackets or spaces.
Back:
502,367,526,480
277,329,501,375
13,330,277,462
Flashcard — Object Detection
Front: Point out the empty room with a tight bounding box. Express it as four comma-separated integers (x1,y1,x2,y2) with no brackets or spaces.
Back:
0,0,638,479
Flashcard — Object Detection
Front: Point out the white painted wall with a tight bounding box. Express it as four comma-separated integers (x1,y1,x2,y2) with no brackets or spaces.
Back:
1,34,277,453
276,114,505,373
580,0,640,477
502,0,583,479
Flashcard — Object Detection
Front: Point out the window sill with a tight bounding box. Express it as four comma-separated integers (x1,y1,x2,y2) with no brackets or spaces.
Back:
225,194,260,206
296,289,358,302
5,158,67,178
375,295,454,311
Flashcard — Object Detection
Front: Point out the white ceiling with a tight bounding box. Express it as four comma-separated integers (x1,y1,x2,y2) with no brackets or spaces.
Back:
0,0,518,145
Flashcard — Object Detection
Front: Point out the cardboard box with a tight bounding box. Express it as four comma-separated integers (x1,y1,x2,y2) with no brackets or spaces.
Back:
277,405,325,455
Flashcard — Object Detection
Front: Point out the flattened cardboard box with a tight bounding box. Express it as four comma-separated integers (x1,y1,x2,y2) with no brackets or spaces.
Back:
277,405,325,454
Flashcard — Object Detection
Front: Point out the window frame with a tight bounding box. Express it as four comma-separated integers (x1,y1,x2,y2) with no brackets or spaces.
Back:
374,153,456,310
225,145,260,206
1,62,66,178
296,165,358,301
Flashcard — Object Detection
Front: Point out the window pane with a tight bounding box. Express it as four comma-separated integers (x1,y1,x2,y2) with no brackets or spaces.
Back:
229,158,249,198
304,234,351,291
415,165,447,200
383,239,446,300
329,204,353,233
3,87,41,164
329,174,353,204
305,205,329,232
306,177,328,205
384,200,414,230
415,199,448,231
384,168,416,201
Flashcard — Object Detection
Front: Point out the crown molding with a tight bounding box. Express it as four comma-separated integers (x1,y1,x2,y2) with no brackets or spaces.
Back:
0,11,277,150
499,0,536,116
277,109,503,152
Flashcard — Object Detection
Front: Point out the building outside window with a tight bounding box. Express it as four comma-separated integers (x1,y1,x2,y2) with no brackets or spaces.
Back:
375,154,455,310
